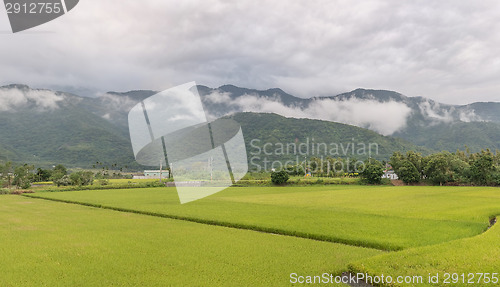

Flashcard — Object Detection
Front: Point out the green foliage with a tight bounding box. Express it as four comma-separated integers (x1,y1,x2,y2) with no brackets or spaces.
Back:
69,171,94,186
397,120,500,154
360,159,384,184
391,149,499,186
284,164,305,176
230,112,431,169
35,167,52,182
397,160,421,184
470,151,496,185
424,153,452,185
97,179,110,186
51,164,68,186
53,175,72,187
0,161,14,188
13,164,34,189
270,170,289,185
0,102,139,168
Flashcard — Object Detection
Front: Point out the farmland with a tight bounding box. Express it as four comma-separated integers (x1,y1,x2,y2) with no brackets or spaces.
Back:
0,195,378,286
3,185,500,286
27,186,499,250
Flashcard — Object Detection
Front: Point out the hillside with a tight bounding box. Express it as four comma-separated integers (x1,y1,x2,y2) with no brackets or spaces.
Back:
0,85,138,168
1,84,498,169
229,113,430,166
198,86,500,152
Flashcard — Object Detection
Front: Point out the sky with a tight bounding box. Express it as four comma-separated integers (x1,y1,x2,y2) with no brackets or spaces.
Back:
1,0,500,105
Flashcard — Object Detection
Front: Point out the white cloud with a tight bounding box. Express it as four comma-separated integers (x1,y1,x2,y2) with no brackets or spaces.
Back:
418,100,454,123
205,91,231,104
459,109,482,123
98,93,139,112
205,91,412,135
0,87,64,111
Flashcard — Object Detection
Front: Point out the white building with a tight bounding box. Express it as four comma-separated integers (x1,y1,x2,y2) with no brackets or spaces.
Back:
382,170,398,180
133,170,170,179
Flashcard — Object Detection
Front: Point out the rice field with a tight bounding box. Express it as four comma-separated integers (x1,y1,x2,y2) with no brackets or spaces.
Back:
5,185,500,286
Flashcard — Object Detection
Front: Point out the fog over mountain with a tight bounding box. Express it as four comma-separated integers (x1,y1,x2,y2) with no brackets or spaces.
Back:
0,84,499,167
197,85,499,135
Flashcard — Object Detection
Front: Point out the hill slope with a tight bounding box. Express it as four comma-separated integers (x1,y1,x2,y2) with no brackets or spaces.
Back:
230,113,430,167
0,85,137,168
1,84,498,169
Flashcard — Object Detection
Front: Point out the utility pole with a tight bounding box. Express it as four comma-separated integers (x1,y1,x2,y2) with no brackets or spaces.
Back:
209,156,213,182
159,161,162,184
304,156,307,177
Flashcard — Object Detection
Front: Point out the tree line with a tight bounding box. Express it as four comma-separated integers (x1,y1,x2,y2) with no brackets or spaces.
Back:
389,149,500,186
0,162,114,190
281,149,500,186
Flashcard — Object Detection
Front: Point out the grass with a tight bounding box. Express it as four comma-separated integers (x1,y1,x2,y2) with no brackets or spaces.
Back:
10,185,500,286
32,178,165,186
349,219,500,286
28,185,500,251
0,195,380,286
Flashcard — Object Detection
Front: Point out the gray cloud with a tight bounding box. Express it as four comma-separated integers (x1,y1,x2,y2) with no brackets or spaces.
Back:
1,1,500,104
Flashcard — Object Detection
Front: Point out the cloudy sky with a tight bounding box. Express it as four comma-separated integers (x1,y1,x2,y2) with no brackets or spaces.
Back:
1,0,500,104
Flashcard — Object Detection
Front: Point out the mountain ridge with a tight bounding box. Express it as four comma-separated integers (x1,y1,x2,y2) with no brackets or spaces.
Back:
0,84,498,168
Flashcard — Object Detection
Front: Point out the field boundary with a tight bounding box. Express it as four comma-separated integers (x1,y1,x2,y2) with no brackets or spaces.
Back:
21,193,392,251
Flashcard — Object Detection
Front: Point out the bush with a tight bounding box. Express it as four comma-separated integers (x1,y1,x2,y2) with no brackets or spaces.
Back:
396,160,421,184
360,159,384,184
54,175,71,187
97,179,109,186
69,171,94,186
271,170,289,185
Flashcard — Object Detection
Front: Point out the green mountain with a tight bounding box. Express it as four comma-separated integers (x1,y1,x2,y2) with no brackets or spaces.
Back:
0,85,138,169
198,86,500,153
1,84,498,170
229,113,430,166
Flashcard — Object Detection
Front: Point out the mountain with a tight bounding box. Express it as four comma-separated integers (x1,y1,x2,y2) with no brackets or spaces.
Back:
0,85,138,169
0,84,498,169
78,90,156,131
196,86,500,152
229,113,429,165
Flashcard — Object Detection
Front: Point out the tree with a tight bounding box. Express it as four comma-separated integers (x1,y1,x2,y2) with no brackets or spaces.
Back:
51,164,67,186
54,175,71,186
406,151,424,178
69,171,94,186
13,164,34,189
360,159,384,184
389,151,405,172
271,170,289,185
424,153,451,185
470,152,495,185
35,168,52,182
395,160,420,184
1,161,14,189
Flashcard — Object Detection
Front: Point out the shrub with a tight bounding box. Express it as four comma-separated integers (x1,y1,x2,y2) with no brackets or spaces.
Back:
54,175,72,187
271,170,289,185
69,171,94,186
360,159,384,184
396,160,421,184
97,179,110,186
